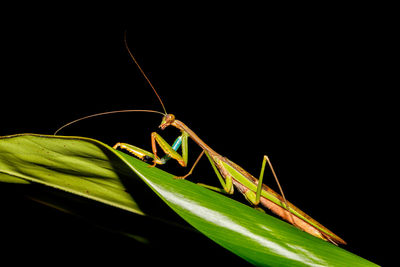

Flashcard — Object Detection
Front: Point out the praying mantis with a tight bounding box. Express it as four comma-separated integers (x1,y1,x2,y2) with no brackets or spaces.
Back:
55,35,346,246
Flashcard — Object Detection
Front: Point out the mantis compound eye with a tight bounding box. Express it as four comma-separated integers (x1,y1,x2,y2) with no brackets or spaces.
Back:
167,114,175,122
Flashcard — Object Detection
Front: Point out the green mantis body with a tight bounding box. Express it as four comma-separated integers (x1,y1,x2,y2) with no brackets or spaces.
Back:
56,34,346,245
113,114,346,246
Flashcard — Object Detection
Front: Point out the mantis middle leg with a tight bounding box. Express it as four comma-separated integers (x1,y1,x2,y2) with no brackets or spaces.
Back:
196,151,234,195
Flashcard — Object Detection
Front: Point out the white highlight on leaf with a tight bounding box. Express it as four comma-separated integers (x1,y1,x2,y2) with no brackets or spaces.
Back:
144,178,328,266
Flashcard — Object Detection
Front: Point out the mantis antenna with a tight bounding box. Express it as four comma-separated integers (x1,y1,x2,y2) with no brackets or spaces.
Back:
54,109,164,135
123,31,167,115
54,32,168,135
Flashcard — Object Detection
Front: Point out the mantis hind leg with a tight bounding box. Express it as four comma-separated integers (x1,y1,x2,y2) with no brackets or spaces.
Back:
257,155,297,226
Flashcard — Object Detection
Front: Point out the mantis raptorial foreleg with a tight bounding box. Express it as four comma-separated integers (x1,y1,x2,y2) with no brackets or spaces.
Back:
150,132,189,167
113,134,183,165
115,132,202,179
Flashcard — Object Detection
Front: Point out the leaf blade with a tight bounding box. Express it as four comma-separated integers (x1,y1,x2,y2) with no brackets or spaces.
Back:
118,151,378,267
0,134,379,266
0,134,144,215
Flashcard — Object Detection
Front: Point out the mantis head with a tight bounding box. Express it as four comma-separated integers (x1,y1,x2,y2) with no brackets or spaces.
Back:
159,114,175,130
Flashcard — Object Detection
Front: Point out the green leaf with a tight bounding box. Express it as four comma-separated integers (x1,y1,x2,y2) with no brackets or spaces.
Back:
0,134,144,215
0,134,378,266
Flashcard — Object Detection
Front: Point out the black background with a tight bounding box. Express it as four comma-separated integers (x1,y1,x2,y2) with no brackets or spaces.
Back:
1,5,394,266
